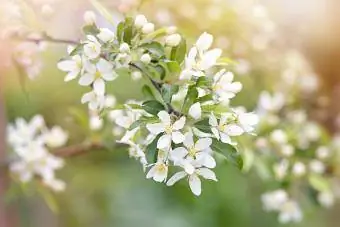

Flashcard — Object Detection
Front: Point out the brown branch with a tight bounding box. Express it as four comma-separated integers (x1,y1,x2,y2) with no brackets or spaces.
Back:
17,33,79,46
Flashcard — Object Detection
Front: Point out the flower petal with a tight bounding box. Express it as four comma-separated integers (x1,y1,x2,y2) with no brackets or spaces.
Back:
189,174,202,196
146,123,165,135
170,147,188,161
225,124,244,136
195,138,212,151
166,171,187,186
209,113,218,127
79,73,95,86
157,134,172,149
172,131,185,144
189,102,202,120
183,131,194,148
146,165,157,179
93,78,105,95
220,132,231,144
196,32,213,51
157,111,171,124
197,168,217,181
173,116,186,130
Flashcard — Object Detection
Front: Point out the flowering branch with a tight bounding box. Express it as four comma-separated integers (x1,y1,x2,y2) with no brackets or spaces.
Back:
18,33,78,45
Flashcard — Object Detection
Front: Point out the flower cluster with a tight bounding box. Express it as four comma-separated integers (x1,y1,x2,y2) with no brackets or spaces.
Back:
58,14,258,196
252,86,340,223
7,115,68,192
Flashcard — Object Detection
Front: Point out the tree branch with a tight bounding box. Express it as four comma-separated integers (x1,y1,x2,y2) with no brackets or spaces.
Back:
18,34,79,45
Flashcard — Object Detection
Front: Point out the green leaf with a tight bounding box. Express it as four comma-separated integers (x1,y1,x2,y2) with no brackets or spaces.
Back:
182,85,198,112
89,0,115,25
201,104,217,112
212,139,243,170
197,94,213,103
140,41,165,58
161,84,179,103
194,118,211,133
170,38,186,64
145,134,162,163
142,100,165,115
123,17,134,45
82,24,100,35
308,175,330,192
116,22,124,42
142,85,155,99
129,120,143,130
165,60,181,73
155,65,166,80
142,28,167,40
68,107,89,130
196,76,212,87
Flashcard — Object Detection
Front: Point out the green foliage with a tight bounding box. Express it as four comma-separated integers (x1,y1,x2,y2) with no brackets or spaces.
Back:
194,118,211,133
142,100,165,115
170,38,187,64
145,134,163,163
161,84,179,103
140,41,165,58
212,139,243,170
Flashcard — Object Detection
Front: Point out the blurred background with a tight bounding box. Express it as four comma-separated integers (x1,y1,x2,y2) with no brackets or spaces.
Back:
1,0,340,226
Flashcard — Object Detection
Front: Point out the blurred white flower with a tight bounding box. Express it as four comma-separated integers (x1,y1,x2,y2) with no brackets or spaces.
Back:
258,91,285,113
81,91,105,111
317,191,335,208
188,102,201,120
261,189,288,211
44,126,68,148
278,200,302,224
140,53,151,64
270,130,287,145
165,34,181,47
134,14,148,28
309,160,325,174
97,28,115,43
142,22,155,34
83,10,96,25
292,162,306,177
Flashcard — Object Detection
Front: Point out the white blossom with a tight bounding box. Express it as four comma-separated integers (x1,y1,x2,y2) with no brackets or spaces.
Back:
258,91,285,113
180,32,222,80
43,126,68,148
292,162,306,177
79,58,117,95
317,191,335,208
83,35,101,59
146,162,168,182
146,111,186,149
278,200,303,224
57,54,83,82
261,190,288,211
212,70,242,101
170,132,215,174
167,167,217,196
309,160,325,174
81,91,105,111
209,113,243,144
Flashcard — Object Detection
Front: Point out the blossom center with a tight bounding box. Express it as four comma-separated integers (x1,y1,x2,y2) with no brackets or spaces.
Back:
188,147,197,157
165,125,173,134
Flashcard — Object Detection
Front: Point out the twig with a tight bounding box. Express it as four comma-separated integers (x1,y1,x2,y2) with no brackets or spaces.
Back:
18,34,79,45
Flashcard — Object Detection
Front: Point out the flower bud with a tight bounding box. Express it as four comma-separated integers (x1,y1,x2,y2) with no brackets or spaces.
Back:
135,14,148,28
97,28,115,43
132,71,142,81
90,115,103,131
166,26,177,34
140,54,151,64
142,23,154,34
119,43,130,53
316,146,330,159
83,10,96,25
165,34,181,47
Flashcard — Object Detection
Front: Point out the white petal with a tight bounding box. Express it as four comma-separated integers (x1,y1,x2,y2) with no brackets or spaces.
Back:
196,32,213,51
195,138,212,151
171,131,185,144
197,168,217,181
189,174,202,196
200,48,222,70
97,58,113,73
188,102,202,120
198,153,216,168
225,124,244,136
157,111,171,124
57,60,76,72
157,134,172,149
79,73,95,86
93,78,105,95
146,165,157,179
170,147,188,161
209,113,218,127
211,128,220,140
220,133,231,144
183,131,194,148
183,161,195,175
146,123,165,134
64,71,79,82
173,116,186,130
102,72,117,81
166,171,187,186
